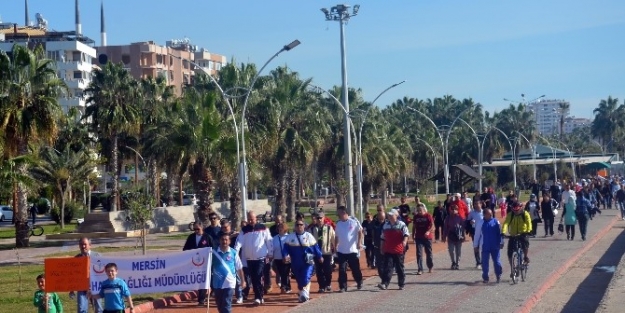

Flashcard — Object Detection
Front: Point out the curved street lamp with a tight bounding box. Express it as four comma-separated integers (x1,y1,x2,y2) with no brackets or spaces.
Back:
239,39,300,220
405,107,446,193
514,131,537,181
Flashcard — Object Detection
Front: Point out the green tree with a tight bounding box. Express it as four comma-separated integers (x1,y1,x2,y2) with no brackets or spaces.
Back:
30,147,94,228
84,62,140,211
0,44,65,247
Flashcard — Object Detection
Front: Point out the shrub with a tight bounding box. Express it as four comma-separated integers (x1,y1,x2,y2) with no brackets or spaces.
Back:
36,198,51,214
50,201,81,224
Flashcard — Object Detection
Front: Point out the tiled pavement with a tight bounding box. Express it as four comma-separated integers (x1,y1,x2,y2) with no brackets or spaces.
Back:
290,211,619,313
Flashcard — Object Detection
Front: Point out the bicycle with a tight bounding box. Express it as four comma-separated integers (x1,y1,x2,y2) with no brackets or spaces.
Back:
505,234,529,284
26,222,44,237
261,211,274,223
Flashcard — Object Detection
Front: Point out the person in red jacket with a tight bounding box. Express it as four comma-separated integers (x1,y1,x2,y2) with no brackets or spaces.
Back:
412,203,434,274
449,193,469,220
378,209,409,290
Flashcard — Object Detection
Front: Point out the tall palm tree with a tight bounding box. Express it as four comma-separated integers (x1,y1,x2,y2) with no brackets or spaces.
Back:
84,62,140,211
0,44,65,247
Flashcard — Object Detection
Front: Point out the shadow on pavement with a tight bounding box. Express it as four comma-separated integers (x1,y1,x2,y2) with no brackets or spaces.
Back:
560,226,625,313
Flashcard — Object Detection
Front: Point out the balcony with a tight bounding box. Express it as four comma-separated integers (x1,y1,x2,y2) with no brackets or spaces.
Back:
64,78,89,89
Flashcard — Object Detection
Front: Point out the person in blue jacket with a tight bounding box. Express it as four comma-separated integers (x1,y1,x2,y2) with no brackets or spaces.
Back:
473,208,504,283
283,221,323,303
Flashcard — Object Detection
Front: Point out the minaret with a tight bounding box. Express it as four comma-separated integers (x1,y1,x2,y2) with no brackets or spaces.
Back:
75,0,81,36
101,1,107,46
25,0,30,26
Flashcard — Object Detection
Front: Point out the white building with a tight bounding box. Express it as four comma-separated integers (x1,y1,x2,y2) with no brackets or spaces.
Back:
526,99,571,135
564,116,592,133
0,26,96,114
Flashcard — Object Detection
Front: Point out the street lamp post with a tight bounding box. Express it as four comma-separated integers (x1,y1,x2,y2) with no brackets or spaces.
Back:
553,138,576,183
321,4,359,215
239,40,301,220
354,81,405,217
406,106,449,194
537,134,558,182
443,108,473,193
414,138,438,196
123,146,149,198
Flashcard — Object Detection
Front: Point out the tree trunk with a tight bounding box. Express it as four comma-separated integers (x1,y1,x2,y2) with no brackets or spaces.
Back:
59,184,66,229
228,178,241,231
166,166,175,206
178,178,183,207
286,168,297,222
191,157,214,228
274,167,287,220
111,135,119,211
87,181,92,213
134,153,139,188
147,158,157,200
15,140,30,248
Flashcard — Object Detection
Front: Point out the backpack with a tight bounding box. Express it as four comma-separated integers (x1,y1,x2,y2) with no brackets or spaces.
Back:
448,223,465,242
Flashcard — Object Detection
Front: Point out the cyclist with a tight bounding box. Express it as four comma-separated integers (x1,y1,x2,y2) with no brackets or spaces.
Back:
501,201,532,278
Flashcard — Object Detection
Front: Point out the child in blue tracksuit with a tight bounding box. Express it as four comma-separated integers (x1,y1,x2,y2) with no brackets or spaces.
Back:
473,208,504,283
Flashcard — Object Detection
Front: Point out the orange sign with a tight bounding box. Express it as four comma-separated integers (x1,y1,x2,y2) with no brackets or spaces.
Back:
44,257,90,292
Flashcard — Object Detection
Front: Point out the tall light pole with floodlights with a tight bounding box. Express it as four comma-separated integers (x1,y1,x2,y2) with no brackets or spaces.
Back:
240,40,301,220
321,4,360,215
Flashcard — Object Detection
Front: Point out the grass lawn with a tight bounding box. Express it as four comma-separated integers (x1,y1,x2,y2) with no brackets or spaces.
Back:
0,223,77,240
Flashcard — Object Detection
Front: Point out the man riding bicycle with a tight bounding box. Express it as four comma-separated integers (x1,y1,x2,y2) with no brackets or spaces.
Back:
501,201,532,276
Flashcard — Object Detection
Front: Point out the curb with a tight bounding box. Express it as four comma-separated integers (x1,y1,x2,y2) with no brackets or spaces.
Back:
515,216,619,313
134,291,198,313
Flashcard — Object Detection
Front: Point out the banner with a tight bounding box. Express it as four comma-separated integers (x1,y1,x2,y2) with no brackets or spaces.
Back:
45,257,90,292
89,248,212,295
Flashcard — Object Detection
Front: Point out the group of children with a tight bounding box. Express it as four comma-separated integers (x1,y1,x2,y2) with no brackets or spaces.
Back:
34,262,133,313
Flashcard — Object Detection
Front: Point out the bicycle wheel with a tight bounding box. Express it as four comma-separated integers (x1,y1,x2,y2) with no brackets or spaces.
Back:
521,253,528,282
31,225,44,237
510,252,519,284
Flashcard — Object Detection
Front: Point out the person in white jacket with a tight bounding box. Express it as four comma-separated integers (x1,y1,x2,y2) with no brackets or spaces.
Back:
236,211,273,305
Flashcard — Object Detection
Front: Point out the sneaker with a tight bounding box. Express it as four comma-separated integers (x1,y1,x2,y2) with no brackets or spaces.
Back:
325,286,332,292
477,264,482,269
524,256,530,264
357,282,363,290
496,276,501,283
428,268,433,273
285,289,292,294
254,299,262,305
339,288,347,293
417,270,423,275
236,297,243,304
483,280,489,284
398,286,405,290
318,288,325,293
582,237,586,241
377,283,387,290
450,263,456,270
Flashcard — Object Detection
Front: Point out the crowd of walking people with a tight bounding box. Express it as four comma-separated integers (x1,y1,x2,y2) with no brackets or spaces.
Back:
182,174,625,313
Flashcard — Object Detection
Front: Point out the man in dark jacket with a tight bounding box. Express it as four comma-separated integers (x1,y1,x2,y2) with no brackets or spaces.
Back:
183,222,214,305
370,204,387,273
432,201,447,242
362,212,374,268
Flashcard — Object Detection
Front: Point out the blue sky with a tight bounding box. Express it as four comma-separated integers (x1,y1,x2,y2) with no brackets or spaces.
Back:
4,0,625,118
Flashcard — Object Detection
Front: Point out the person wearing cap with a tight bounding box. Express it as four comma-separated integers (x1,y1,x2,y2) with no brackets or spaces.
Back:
378,208,409,290
502,201,532,277
308,212,335,293
449,193,469,220
524,194,541,237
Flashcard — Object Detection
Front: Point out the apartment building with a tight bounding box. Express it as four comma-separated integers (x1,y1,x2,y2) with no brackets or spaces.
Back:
95,38,226,95
526,99,571,135
0,23,97,114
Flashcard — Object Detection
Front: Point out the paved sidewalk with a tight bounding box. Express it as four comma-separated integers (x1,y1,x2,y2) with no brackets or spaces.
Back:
290,211,618,313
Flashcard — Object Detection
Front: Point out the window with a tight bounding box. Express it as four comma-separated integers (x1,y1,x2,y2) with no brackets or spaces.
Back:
121,54,131,65
73,71,82,79
72,51,81,62
156,54,163,64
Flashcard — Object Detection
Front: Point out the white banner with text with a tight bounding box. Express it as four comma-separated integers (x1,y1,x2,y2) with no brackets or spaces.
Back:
89,248,212,295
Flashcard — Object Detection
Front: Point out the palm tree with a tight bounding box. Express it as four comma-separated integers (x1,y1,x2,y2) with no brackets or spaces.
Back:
0,44,65,247
84,62,140,211
249,67,329,221
30,147,94,228
592,96,624,151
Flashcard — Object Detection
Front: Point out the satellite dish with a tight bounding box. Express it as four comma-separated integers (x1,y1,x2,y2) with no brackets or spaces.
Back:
98,54,108,65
